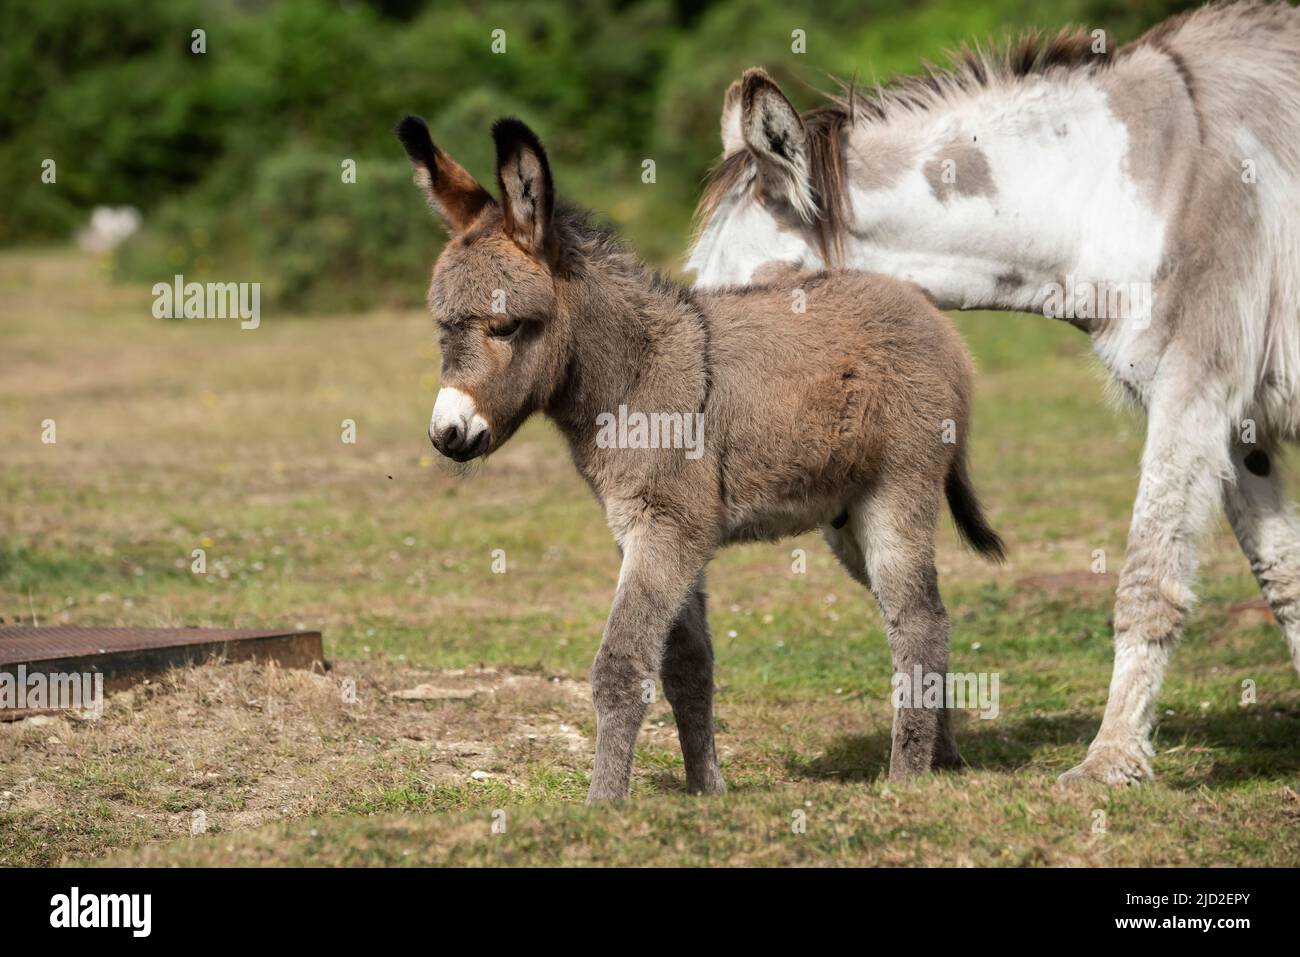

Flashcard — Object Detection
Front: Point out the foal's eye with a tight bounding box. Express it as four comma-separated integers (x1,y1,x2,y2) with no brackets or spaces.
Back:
487,316,522,340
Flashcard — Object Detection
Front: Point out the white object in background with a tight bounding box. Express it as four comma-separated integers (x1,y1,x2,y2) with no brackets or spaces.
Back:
77,205,142,253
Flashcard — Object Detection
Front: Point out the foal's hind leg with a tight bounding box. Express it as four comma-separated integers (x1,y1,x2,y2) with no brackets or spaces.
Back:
840,486,960,778
661,582,726,795
826,516,960,765
1224,440,1300,677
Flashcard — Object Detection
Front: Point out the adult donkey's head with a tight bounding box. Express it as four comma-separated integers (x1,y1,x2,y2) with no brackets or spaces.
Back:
688,38,1136,315
396,115,569,462
687,68,851,290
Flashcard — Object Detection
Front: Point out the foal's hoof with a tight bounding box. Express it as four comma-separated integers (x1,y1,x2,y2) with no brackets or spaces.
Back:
585,785,630,805
932,738,964,772
1058,743,1152,787
686,772,727,796
932,751,965,773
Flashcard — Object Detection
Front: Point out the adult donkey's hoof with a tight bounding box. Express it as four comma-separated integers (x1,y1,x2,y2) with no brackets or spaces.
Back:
1058,742,1153,786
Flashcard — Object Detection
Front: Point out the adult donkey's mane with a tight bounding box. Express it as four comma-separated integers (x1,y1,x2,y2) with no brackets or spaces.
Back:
694,23,1156,264
695,104,855,263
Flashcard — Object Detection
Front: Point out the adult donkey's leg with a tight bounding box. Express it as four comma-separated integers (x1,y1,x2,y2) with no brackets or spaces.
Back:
588,531,712,803
858,484,961,778
1061,378,1231,785
661,581,726,795
1224,440,1300,677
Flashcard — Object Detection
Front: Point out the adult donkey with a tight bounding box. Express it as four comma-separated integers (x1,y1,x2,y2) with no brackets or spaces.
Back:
396,114,1004,801
688,0,1300,786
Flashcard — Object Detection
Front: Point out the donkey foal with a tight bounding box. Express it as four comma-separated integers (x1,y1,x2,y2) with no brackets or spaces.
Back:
397,115,1004,802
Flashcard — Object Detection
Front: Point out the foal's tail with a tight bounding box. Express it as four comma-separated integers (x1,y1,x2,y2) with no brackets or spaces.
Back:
945,451,1006,562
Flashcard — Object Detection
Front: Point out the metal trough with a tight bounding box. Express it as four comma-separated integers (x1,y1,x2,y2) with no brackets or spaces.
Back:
0,625,324,719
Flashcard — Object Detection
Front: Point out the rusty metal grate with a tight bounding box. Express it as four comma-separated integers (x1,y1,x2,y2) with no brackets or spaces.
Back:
0,625,324,711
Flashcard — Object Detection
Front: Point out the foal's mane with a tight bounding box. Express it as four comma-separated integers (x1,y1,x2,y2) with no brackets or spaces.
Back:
692,27,1119,265
554,200,702,311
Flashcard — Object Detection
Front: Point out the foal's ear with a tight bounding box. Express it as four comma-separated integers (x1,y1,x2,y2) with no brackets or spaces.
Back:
739,69,816,222
492,117,556,261
395,115,493,232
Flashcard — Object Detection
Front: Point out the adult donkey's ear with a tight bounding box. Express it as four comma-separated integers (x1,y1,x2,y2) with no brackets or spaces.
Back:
739,69,816,222
492,117,555,261
395,115,493,232
719,77,745,154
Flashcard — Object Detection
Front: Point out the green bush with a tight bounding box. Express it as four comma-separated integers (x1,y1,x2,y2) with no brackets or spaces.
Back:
249,149,442,312
3,0,1203,308
117,148,444,313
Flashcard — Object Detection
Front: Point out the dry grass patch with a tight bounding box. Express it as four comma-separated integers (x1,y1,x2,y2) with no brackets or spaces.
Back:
4,250,1300,867
0,658,596,865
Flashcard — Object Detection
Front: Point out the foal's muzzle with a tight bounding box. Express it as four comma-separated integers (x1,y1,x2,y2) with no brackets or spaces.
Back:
430,420,490,461
429,387,491,462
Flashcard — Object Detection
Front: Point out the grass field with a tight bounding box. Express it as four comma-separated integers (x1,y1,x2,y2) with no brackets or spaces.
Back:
2,249,1298,867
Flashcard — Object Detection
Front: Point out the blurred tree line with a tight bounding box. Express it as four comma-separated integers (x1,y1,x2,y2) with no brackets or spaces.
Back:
1,0,1196,311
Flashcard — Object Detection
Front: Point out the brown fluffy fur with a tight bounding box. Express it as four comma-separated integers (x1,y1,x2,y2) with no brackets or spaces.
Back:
398,114,1002,801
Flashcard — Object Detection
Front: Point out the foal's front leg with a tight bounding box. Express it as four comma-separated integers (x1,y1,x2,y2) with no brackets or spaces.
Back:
588,533,712,803
1060,380,1230,785
661,582,726,795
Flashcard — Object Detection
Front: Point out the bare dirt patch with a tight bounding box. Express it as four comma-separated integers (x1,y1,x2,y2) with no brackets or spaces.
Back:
0,658,592,864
